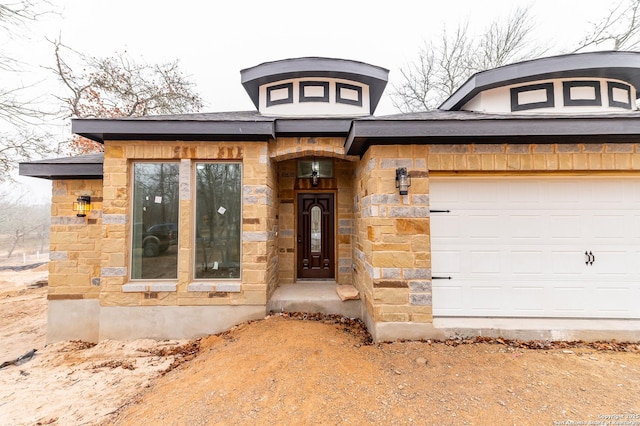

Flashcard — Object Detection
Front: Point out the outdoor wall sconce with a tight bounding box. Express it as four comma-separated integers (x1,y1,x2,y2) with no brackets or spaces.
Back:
74,195,92,217
395,168,411,195
311,169,319,187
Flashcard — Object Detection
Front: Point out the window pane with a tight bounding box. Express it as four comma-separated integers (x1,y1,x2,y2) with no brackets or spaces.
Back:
311,206,321,252
195,163,242,279
131,163,179,280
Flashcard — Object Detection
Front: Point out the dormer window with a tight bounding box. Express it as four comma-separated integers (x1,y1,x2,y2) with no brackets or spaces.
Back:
608,82,632,109
510,83,555,111
336,83,363,107
266,83,293,107
299,81,329,103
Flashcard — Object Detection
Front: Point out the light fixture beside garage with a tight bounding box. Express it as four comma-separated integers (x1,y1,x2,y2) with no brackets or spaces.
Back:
395,167,411,195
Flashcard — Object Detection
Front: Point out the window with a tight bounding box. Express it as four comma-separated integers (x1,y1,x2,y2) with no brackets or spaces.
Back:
131,163,179,280
510,83,555,111
195,163,242,279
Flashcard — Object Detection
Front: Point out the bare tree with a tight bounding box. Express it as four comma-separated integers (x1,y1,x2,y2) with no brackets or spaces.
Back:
0,1,55,182
0,190,50,259
0,1,48,71
392,6,540,113
473,6,540,70
573,0,640,52
51,40,204,153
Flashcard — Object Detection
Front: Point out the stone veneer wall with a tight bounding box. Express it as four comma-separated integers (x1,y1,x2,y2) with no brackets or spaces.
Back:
263,147,279,300
354,142,640,330
275,160,296,284
335,159,355,285
100,141,275,308
49,179,103,299
352,146,432,326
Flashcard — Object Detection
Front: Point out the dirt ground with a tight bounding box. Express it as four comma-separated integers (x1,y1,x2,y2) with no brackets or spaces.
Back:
1,267,640,425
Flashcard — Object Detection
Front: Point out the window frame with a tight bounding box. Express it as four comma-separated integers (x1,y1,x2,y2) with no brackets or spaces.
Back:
193,161,243,281
129,161,181,281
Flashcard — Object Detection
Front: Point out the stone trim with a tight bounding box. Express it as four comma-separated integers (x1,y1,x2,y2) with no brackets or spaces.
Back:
51,217,86,225
48,294,84,300
426,143,640,171
410,293,432,306
242,231,268,242
49,251,68,260
102,214,128,225
122,283,178,293
102,267,127,277
187,282,241,293
179,159,191,200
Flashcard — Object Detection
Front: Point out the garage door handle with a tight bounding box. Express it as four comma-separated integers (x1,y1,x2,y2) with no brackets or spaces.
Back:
432,276,452,280
585,251,595,266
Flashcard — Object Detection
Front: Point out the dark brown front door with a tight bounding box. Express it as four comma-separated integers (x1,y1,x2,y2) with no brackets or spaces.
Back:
297,193,334,279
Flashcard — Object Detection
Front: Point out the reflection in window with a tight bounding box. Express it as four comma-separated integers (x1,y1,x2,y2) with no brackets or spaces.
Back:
131,163,179,279
195,163,242,279
311,206,321,252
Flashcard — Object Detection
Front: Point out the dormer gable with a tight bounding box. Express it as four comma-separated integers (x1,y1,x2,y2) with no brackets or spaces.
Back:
440,51,640,114
240,57,389,117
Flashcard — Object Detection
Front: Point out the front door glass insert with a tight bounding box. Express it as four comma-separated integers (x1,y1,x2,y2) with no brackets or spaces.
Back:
310,206,321,252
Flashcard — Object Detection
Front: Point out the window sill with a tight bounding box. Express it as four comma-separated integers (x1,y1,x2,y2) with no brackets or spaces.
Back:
122,282,177,293
188,282,241,293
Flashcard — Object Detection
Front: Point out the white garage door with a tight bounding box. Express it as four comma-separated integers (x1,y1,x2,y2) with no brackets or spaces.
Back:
430,177,640,319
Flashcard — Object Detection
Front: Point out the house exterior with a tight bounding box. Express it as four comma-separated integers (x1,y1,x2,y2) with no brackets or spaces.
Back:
20,51,640,343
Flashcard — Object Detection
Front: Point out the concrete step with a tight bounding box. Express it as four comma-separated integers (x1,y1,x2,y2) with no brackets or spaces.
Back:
267,281,362,319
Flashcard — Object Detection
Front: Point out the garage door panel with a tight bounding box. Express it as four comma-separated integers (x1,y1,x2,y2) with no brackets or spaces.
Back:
470,251,501,273
590,182,624,204
469,285,502,312
432,250,461,274
551,251,586,274
548,215,582,239
432,285,463,313
467,183,498,204
595,287,634,315
591,250,635,276
510,251,544,274
431,177,640,320
508,181,540,203
548,182,581,204
508,215,544,239
467,215,501,239
591,214,627,240
552,287,588,314
432,216,463,241
511,286,546,313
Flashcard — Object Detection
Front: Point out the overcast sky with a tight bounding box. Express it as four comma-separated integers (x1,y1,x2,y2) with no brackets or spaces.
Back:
5,0,616,200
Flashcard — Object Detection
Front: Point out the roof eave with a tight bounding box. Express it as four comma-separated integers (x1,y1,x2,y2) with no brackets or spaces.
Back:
72,118,276,143
18,161,103,180
346,116,640,156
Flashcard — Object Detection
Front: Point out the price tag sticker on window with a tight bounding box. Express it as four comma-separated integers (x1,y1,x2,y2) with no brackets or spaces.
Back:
217,206,226,215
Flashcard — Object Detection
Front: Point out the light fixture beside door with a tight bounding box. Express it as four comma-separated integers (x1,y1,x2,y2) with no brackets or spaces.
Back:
297,158,333,188
396,167,411,195
73,195,92,217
